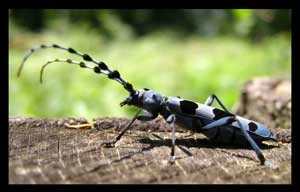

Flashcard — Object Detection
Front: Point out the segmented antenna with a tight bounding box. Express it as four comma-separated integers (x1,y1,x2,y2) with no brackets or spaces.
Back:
17,44,135,93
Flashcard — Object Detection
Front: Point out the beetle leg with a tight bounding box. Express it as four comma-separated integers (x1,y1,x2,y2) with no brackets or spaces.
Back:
136,112,158,121
204,95,273,166
101,109,142,148
201,116,267,166
204,94,230,113
166,114,176,163
201,116,236,130
235,119,267,166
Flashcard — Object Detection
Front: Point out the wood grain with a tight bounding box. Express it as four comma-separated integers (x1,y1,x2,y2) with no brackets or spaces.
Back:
9,116,291,184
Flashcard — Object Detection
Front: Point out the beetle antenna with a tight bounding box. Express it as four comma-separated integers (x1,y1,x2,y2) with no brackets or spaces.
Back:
17,44,135,93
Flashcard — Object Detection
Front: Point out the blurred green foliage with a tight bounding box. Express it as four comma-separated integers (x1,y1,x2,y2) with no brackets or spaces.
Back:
10,9,291,40
9,9,291,119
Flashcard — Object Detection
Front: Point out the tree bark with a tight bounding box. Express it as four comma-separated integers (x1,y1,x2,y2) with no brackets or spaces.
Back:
9,116,291,184
234,77,291,131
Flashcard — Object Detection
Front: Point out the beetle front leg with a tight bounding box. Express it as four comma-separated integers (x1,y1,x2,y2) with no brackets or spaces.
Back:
166,114,176,163
101,109,142,148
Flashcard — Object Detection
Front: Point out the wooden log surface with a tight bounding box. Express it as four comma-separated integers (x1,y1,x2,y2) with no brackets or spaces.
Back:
9,116,291,184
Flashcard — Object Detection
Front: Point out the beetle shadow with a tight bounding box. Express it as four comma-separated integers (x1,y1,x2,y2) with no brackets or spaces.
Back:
138,134,279,150
138,135,279,161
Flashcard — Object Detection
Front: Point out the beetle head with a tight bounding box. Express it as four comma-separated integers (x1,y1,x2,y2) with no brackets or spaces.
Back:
120,88,163,114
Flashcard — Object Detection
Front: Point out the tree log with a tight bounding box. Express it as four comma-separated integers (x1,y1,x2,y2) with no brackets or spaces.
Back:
9,116,290,184
234,77,291,131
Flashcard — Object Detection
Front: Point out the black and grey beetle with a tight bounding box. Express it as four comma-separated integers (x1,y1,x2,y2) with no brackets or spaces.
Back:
17,44,277,166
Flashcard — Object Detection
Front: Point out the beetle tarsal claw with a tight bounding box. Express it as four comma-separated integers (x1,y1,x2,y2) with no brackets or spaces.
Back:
169,155,176,164
264,161,279,170
64,123,93,129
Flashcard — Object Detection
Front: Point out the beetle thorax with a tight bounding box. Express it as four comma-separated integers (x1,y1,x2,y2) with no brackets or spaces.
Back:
138,89,164,114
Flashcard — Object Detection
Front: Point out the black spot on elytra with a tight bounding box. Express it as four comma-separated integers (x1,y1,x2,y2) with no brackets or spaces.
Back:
180,100,198,115
213,108,233,120
248,122,258,132
143,88,149,91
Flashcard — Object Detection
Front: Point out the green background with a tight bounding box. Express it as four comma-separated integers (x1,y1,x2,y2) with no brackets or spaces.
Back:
9,9,291,120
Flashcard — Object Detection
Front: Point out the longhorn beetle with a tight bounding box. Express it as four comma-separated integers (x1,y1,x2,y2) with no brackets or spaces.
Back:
17,44,277,167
